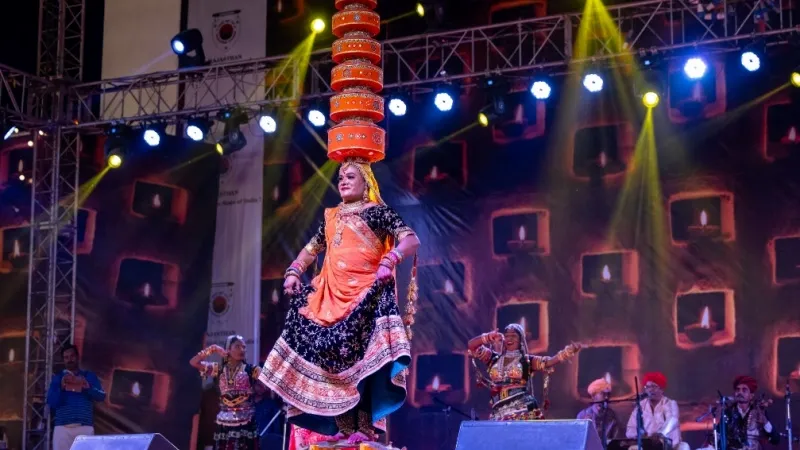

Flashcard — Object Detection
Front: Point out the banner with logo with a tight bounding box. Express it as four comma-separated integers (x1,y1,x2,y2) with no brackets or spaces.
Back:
187,0,267,363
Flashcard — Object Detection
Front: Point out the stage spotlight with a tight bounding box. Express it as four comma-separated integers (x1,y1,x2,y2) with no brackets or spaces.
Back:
388,97,407,117
311,18,326,34
642,91,660,108
18,174,25,182
186,118,210,142
530,80,552,100
107,153,123,169
791,71,800,88
478,112,489,127
434,91,454,112
740,51,761,72
171,29,206,67
416,3,425,17
216,128,247,155
3,125,19,141
143,126,162,147
258,114,277,134
683,57,707,79
27,140,34,147
308,109,326,127
583,73,604,93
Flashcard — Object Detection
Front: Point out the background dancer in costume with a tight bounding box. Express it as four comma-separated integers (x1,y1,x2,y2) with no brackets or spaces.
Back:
468,324,581,420
259,158,419,444
191,335,260,450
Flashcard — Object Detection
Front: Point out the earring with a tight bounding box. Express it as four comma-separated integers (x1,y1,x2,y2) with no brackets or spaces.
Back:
363,190,369,202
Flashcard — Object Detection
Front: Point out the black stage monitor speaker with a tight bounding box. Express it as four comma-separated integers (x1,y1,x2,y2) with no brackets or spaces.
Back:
70,434,178,450
455,419,604,450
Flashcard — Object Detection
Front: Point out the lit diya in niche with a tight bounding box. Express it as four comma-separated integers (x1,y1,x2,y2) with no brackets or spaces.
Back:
688,209,720,238
152,194,162,209
272,186,280,201
424,165,449,183
597,151,608,169
781,126,798,144
271,287,280,305
11,239,24,259
141,283,152,299
789,364,800,381
8,348,15,362
131,381,141,398
601,265,612,283
604,372,612,384
425,375,452,393
507,224,537,252
683,306,718,344
437,279,455,295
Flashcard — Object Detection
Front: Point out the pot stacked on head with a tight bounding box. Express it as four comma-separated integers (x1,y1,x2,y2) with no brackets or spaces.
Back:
327,0,386,163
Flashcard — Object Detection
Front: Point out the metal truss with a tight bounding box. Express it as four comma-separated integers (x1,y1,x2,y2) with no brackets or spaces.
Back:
64,0,799,130
21,0,85,448
23,126,81,450
37,0,86,80
0,64,52,127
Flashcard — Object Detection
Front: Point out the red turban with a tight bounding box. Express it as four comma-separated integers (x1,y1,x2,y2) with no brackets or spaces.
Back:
643,372,667,389
733,375,758,393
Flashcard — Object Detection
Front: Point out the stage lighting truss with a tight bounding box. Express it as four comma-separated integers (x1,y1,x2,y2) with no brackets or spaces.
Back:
186,117,211,141
258,113,277,134
214,108,250,154
171,28,206,68
482,76,510,116
530,79,553,100
104,124,132,167
5,0,800,132
388,95,409,117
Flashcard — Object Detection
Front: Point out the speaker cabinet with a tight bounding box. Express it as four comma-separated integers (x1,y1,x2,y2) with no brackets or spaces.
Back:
455,420,603,450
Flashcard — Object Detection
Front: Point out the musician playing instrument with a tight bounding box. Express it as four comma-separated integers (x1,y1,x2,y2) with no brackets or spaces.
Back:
624,372,689,450
577,378,620,444
723,375,780,450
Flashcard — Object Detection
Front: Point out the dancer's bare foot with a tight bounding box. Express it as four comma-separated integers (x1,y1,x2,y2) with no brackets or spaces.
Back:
330,432,346,442
346,431,371,444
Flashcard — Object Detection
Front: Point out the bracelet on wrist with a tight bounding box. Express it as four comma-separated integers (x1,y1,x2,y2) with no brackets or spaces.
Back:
390,248,404,262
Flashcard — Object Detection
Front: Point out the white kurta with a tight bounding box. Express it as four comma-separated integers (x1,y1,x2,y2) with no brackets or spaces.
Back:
625,396,686,449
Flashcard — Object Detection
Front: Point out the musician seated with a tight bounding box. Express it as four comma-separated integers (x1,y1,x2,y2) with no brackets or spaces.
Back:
698,375,780,450
577,378,619,444
624,372,689,450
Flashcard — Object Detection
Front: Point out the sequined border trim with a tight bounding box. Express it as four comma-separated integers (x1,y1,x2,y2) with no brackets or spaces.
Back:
259,315,410,417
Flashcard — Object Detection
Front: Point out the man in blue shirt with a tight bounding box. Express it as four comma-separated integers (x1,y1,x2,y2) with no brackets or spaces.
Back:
46,345,106,450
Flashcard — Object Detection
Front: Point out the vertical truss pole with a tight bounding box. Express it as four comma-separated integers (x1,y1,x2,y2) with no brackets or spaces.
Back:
37,0,85,80
28,0,85,445
23,124,81,450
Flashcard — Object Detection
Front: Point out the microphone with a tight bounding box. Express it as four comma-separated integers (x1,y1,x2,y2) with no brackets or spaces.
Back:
635,392,649,400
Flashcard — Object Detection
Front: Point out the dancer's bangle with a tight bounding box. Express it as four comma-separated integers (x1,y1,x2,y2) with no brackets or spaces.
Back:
481,333,490,345
284,267,301,279
390,249,404,263
290,261,306,273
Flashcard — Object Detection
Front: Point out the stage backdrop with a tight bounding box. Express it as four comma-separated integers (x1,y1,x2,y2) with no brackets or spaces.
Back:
187,0,268,364
256,50,800,450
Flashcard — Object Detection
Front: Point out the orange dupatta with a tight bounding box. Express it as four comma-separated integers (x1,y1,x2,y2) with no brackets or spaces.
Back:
299,206,386,326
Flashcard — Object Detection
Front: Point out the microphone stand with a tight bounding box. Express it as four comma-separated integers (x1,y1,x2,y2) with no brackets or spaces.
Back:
634,377,644,450
716,391,728,450
787,379,794,450
432,396,472,450
601,397,609,450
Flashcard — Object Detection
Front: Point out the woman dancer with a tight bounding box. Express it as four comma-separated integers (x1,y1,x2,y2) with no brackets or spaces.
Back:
191,335,260,450
468,324,581,421
260,158,420,444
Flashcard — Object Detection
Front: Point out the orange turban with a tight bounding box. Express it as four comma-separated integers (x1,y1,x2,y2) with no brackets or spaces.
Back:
587,378,612,396
643,372,667,389
733,375,757,393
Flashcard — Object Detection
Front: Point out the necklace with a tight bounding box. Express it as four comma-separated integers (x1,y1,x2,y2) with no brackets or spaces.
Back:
224,361,242,386
333,200,366,246
338,200,366,215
